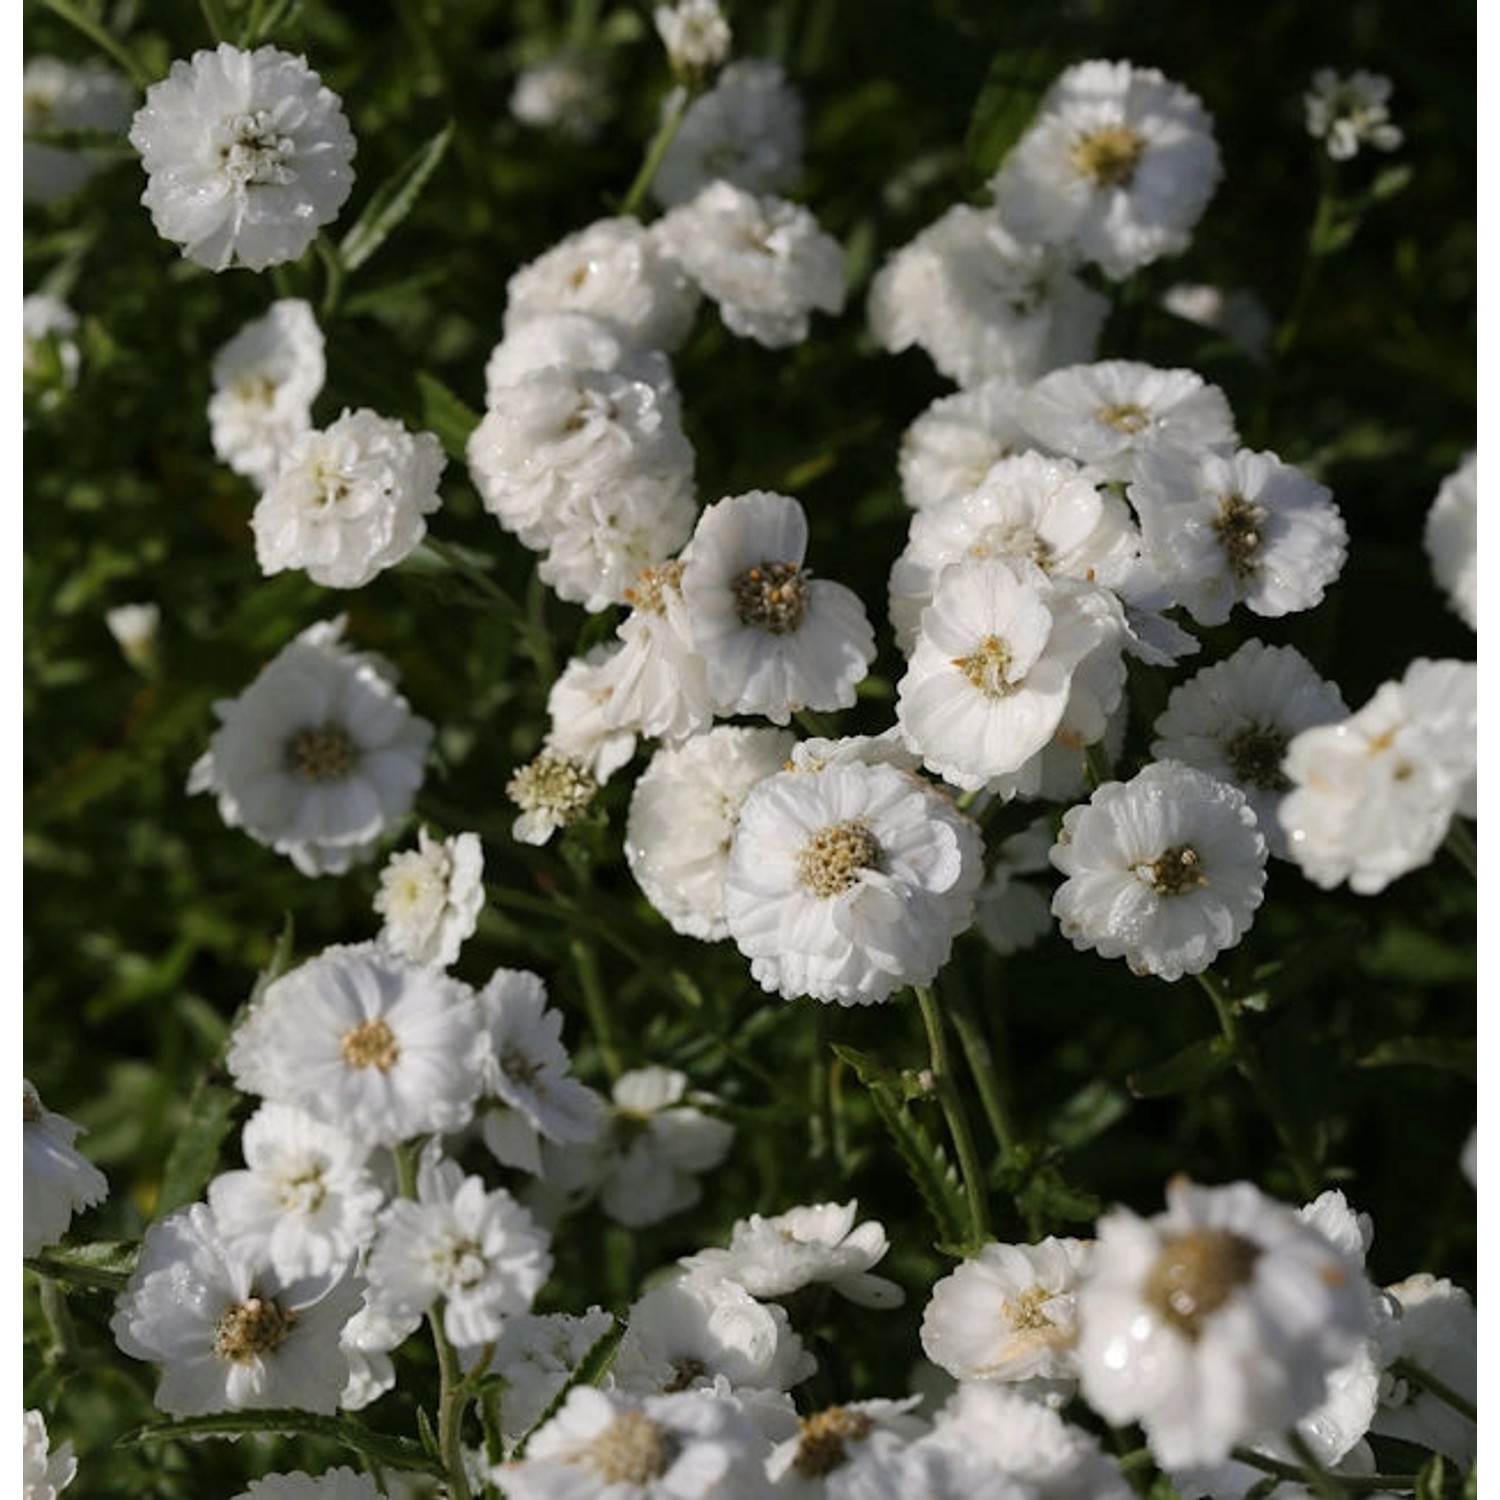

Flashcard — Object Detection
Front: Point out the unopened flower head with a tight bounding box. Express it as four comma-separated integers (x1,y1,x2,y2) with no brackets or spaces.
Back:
1305,70,1402,160
655,0,732,80
508,750,599,846
24,1078,109,1258
510,50,611,141
129,43,355,272
374,827,484,969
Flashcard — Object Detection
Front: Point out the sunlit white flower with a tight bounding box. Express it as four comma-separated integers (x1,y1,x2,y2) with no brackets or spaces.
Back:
23,1410,76,1500
207,1102,382,1281
826,1433,1031,1500
921,1237,1091,1395
488,1308,619,1444
1050,761,1267,981
1279,658,1476,894
1304,70,1402,160
1424,452,1476,630
897,379,1032,512
1151,640,1348,859
544,644,640,781
23,1079,108,1258
111,1202,360,1416
867,205,1108,388
187,617,433,876
338,1286,420,1411
682,1200,904,1309
483,310,676,409
626,725,795,940
1371,1274,1476,1465
129,43,355,272
725,758,982,1004
232,1468,385,1499
24,56,131,204
679,491,875,724
366,1143,552,1347
510,51,611,141
226,942,488,1148
1160,283,1273,365
1075,1177,1369,1468
991,60,1221,280
655,0,732,78
208,298,325,487
374,828,484,969
507,749,600,846
982,695,1129,808
764,1398,926,1492
651,59,803,209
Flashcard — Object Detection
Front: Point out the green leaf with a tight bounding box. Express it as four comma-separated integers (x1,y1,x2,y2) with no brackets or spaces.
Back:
512,1319,623,1458
964,38,1067,184
1358,1036,1476,1078
1126,1035,1234,1099
28,1240,140,1293
1046,1080,1129,1152
156,1083,241,1214
339,123,454,273
1370,162,1414,202
1416,1454,1448,1500
128,1410,443,1474
415,371,481,463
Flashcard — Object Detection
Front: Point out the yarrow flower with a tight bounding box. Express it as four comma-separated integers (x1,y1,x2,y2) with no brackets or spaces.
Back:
1050,761,1268,981
507,750,600,845
129,43,355,272
654,0,732,80
1304,69,1403,160
23,1409,77,1500
24,1079,108,1257
188,617,433,876
231,1469,385,1500
509,51,612,141
374,827,485,969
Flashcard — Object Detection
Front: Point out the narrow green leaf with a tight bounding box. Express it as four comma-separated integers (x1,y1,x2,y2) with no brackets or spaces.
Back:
1046,1080,1129,1152
156,1083,240,1214
512,1319,623,1459
128,1410,443,1474
1357,1037,1475,1077
1126,1035,1233,1099
415,371,481,463
964,24,1075,185
1370,163,1414,202
28,1241,140,1293
339,123,454,273
1415,1454,1447,1500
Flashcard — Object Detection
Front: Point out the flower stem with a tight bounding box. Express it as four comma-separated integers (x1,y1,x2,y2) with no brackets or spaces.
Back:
1444,819,1477,880
914,984,992,1248
1274,152,1337,361
570,935,622,1081
1391,1356,1477,1421
422,535,523,616
1231,1446,1418,1494
617,86,692,219
315,233,346,321
1285,1430,1357,1500
945,981,1017,1160
39,0,153,90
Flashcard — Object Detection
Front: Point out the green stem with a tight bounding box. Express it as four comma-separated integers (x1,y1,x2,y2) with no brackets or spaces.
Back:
945,983,1017,1160
39,0,153,90
1391,1356,1477,1422
617,86,692,218
422,536,523,617
38,1276,81,1367
199,0,233,41
809,1005,832,1161
1444,820,1477,880
480,1387,506,1466
1275,153,1337,361
914,985,992,1248
314,233,346,321
1285,1431,1361,1500
1083,739,1114,790
570,936,622,1080
1231,1446,1419,1494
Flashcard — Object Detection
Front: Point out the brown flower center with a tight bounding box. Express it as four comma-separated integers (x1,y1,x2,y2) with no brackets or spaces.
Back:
793,1407,873,1478
1213,494,1267,578
213,1295,296,1362
623,558,686,615
1070,123,1147,188
1226,723,1291,791
284,722,359,783
341,1017,400,1072
732,560,809,634
1139,844,1206,896
584,1410,678,1485
1143,1228,1262,1338
797,821,883,897
952,635,1017,698
1096,400,1152,435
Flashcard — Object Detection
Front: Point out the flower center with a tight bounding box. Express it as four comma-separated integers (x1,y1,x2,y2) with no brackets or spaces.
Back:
952,635,1018,698
797,821,883,897
1001,1284,1057,1333
234,374,278,409
501,1046,544,1090
793,1407,873,1478
434,1235,489,1291
220,110,295,187
1096,401,1152,435
341,1017,400,1072
1143,1228,1262,1339
664,1356,708,1393
1225,722,1291,790
1213,494,1266,578
584,1411,678,1485
623,558,686,615
1070,123,1147,187
506,752,598,826
1137,844,1206,896
279,1166,328,1214
213,1295,296,1362
284,722,359,783
970,522,1055,572
612,1108,654,1149
731,560,809,634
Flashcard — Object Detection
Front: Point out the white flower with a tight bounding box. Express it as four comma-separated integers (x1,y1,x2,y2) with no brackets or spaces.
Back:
679,491,875,724
1160,283,1273,365
655,0,732,77
510,51,611,141
544,644,640,782
374,828,484,969
253,408,445,589
614,1275,816,1395
498,1385,776,1500
1131,447,1347,626
1371,1274,1476,1465
208,299,326,487
24,56,131,204
24,1410,76,1500
488,1308,619,1443
339,1291,421,1411
507,750,600,846
651,59,803,209
207,1102,383,1281
1050,761,1267,981
626,725,795,941
991,60,1221,280
1278,658,1476,894
483,310,675,409
232,1469,385,1499
23,1080,108,1258
897,379,1032,512
725,758,982,1004
505,216,699,352
111,1202,360,1417
764,1398,927,1491
827,1433,1032,1500
1150,640,1348,859
474,969,603,1176
129,43,355,272
23,293,81,403
1075,1177,1369,1469
657,183,846,348
187,617,433,876
226,941,488,1148
682,1200,904,1309
366,1143,552,1348
1424,452,1476,629
921,1238,1091,1393
867,205,1108,388
896,558,1127,792
1305,70,1402,160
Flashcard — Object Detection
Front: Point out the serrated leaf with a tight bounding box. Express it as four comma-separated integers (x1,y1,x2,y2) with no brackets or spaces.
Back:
1127,1035,1233,1098
28,1240,140,1292
156,1083,241,1214
339,123,454,273
512,1319,623,1459
415,371,481,463
1358,1036,1475,1077
1017,1162,1102,1227
129,1409,442,1474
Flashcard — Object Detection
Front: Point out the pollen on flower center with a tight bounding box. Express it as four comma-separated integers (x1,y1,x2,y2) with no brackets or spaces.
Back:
220,110,295,187
1137,844,1206,896
284,722,360,783
731,560,809,634
584,1411,679,1485
1213,493,1267,578
280,1167,328,1214
1226,722,1291,790
1096,400,1152,435
664,1356,708,1392
507,751,598,826
971,521,1055,572
623,558,686,615
213,1294,296,1362
1143,1228,1262,1338
341,1017,400,1072
952,635,1018,698
796,820,883,897
793,1407,873,1478
1070,123,1147,187
1001,1284,1058,1333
